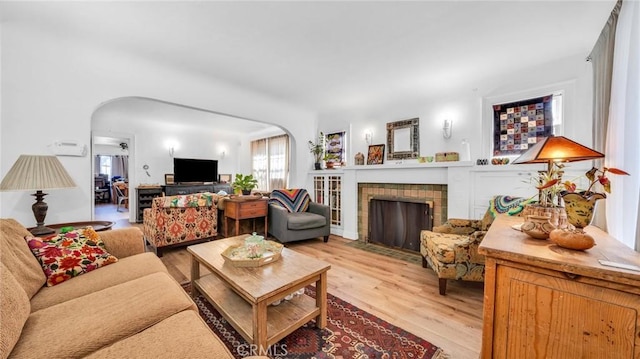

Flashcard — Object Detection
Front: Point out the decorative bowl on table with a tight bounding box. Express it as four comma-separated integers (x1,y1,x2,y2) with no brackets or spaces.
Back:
221,234,283,267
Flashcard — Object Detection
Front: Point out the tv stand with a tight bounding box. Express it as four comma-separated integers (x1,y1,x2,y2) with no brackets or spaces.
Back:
163,183,232,196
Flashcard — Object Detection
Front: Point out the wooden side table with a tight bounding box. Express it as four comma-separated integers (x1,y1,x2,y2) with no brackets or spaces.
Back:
28,221,115,235
223,198,268,238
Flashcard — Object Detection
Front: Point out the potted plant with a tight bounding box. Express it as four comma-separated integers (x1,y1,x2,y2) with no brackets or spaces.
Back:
323,152,338,169
560,166,629,228
308,132,325,170
232,173,258,195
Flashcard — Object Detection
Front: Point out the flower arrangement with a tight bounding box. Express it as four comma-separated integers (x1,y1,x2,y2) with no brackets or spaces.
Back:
530,162,565,207
562,166,630,195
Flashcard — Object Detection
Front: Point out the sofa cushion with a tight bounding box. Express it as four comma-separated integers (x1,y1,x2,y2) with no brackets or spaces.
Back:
160,192,216,208
9,272,196,359
30,252,168,312
25,227,118,287
269,189,310,213
287,212,326,230
0,263,30,359
0,219,46,299
84,310,234,358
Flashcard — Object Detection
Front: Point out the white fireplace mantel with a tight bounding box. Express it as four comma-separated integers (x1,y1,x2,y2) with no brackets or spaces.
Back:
308,161,474,239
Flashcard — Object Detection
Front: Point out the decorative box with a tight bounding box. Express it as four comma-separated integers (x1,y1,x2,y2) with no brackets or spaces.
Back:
435,152,459,162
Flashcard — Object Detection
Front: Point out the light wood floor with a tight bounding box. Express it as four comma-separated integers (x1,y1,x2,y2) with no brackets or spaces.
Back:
97,203,484,358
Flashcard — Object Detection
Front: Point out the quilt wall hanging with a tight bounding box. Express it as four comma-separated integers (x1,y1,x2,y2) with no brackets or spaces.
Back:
492,95,553,156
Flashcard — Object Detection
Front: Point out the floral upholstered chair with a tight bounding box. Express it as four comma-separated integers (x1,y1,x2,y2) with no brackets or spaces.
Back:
420,195,534,295
143,192,220,256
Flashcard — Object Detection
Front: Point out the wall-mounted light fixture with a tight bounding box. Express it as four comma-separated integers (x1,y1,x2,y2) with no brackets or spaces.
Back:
364,129,373,145
442,119,453,139
166,140,178,157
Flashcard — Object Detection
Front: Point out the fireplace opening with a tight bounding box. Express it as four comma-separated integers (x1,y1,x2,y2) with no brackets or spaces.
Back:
367,196,433,252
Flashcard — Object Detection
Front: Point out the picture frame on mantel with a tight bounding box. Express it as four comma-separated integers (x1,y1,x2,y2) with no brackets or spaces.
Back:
367,144,385,165
218,174,232,183
164,173,175,185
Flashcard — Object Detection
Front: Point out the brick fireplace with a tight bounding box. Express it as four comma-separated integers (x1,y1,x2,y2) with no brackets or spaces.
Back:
357,183,447,242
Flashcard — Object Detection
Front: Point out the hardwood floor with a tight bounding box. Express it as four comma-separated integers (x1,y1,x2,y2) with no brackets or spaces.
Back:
96,204,483,358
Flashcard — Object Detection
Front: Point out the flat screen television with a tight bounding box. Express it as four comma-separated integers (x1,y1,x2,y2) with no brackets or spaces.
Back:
173,158,218,184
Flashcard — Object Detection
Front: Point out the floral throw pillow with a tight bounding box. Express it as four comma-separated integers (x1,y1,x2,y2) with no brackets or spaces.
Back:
25,227,118,287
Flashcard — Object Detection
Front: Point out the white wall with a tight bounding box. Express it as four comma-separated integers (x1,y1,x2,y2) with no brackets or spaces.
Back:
0,21,316,226
319,54,594,166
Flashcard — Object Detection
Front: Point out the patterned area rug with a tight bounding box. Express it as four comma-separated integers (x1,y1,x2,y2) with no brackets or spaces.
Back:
185,284,446,358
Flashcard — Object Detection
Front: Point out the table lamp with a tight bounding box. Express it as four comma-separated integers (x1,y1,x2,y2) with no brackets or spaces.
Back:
0,155,77,235
512,135,604,208
512,135,605,173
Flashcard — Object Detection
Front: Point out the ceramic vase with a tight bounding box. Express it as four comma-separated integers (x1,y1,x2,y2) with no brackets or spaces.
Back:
561,192,606,229
521,214,556,239
521,204,569,229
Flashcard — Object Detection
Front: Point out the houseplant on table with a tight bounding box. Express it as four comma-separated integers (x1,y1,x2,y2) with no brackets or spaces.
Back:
232,173,258,195
561,166,630,229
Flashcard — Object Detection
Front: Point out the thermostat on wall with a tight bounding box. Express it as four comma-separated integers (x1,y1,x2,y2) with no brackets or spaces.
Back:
48,140,88,157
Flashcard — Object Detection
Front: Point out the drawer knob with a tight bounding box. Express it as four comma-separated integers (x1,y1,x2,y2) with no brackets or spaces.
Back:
563,272,580,280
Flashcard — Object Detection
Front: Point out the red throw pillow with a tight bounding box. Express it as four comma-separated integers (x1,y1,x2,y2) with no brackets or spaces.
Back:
25,227,118,286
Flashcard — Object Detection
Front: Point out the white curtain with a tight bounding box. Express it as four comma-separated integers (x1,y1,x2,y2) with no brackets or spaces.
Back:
251,139,268,190
250,135,289,191
605,0,640,249
268,134,289,190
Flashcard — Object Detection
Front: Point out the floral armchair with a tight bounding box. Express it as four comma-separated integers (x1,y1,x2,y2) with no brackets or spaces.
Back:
420,195,534,295
143,192,220,256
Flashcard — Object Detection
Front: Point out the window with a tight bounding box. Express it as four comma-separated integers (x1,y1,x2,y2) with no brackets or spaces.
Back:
98,155,112,179
484,87,567,159
551,93,563,135
251,134,289,191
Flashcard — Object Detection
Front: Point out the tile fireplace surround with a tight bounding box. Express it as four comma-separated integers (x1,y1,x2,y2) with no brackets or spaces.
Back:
358,183,446,242
313,162,473,240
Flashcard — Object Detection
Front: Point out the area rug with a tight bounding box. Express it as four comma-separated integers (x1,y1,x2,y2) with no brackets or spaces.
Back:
184,283,446,359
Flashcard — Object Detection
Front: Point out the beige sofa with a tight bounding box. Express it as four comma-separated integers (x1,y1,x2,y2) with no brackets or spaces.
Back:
0,218,239,359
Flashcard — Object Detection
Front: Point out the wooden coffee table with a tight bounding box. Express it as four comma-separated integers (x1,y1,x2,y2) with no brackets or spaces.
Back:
187,235,330,351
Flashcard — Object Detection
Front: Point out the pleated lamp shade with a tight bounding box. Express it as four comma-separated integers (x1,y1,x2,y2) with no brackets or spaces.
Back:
0,155,76,235
0,155,76,191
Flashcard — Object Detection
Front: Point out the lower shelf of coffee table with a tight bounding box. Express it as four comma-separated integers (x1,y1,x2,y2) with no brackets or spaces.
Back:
194,273,320,346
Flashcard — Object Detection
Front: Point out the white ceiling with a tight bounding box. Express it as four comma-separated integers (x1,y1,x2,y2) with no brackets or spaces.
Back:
1,1,616,115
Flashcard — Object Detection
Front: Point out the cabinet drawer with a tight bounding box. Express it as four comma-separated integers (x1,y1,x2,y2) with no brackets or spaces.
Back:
238,207,267,217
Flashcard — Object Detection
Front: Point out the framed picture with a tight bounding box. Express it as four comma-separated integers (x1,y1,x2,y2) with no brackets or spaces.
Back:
367,144,385,165
325,131,345,165
218,174,232,183
164,174,175,185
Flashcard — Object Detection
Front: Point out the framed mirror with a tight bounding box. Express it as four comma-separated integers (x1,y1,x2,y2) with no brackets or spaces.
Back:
386,118,419,160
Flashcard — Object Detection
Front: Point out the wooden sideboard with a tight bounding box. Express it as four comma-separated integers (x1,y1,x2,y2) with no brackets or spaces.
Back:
478,215,640,359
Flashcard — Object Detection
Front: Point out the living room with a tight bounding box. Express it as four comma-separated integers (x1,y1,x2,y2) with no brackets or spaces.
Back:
2,1,639,358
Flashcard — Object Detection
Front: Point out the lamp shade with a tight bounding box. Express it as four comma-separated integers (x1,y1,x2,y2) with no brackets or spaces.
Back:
0,155,77,191
512,135,604,166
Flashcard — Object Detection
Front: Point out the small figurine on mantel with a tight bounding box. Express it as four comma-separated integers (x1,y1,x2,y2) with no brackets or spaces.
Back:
355,152,365,165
